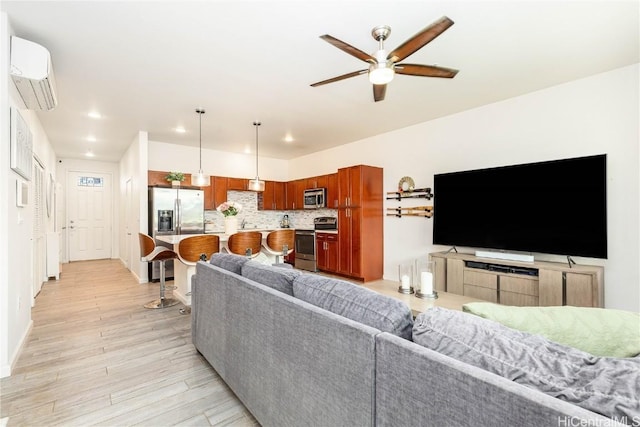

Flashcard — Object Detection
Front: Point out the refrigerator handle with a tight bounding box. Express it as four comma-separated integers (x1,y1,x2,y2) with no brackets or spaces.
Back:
174,197,180,235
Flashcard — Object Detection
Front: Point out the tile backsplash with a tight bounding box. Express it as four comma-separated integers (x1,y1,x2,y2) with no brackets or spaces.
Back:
204,190,337,232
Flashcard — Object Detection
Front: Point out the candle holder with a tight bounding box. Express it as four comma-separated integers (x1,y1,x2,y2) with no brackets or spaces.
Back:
398,263,414,294
414,258,438,299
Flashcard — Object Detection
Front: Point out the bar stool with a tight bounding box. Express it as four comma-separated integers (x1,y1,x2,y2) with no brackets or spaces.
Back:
138,233,180,309
227,231,262,258
264,229,295,264
177,234,220,286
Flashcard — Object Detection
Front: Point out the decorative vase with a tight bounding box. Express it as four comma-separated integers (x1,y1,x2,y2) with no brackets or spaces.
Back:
225,216,238,235
171,180,181,187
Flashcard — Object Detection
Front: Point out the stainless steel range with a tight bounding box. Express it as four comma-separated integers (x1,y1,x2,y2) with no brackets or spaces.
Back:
294,217,337,271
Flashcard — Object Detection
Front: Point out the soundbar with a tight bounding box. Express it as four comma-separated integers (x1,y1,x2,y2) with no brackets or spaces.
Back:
465,260,539,277
475,250,534,263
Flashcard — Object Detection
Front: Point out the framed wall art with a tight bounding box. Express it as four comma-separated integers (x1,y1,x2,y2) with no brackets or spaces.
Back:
10,107,33,181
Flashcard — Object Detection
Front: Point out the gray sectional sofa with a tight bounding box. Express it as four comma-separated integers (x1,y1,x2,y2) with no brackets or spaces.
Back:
192,254,635,427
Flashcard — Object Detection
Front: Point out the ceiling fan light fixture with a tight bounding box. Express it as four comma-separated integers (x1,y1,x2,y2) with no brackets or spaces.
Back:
191,108,210,187
369,65,394,85
248,121,265,192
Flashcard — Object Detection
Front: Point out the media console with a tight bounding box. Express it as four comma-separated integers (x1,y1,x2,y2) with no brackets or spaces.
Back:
430,252,604,307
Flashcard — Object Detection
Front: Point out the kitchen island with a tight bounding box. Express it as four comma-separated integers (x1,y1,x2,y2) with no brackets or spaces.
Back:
157,229,290,305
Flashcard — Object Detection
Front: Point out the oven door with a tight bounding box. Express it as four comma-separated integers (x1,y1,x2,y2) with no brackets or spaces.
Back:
294,230,316,260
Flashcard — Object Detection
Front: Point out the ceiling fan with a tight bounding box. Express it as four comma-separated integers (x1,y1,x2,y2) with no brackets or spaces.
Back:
310,16,459,102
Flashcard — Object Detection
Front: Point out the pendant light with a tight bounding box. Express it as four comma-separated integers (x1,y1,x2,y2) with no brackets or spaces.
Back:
247,121,265,192
191,108,210,187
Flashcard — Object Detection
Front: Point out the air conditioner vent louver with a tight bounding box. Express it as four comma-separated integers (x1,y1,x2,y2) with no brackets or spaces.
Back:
10,36,58,111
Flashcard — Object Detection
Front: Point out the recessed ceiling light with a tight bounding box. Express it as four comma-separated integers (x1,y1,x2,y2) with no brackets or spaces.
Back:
88,111,101,119
175,126,186,133
86,135,97,142
244,147,251,154
284,135,294,143
85,150,95,157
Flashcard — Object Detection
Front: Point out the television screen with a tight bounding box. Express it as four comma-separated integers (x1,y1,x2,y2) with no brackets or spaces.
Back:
433,154,607,259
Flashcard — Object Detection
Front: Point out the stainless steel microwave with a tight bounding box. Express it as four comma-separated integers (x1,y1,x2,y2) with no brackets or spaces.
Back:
303,188,326,209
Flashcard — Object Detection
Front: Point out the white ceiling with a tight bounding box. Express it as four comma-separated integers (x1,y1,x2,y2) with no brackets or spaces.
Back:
2,1,638,162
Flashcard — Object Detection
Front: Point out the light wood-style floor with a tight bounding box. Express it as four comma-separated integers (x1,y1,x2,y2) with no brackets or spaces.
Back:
0,259,258,427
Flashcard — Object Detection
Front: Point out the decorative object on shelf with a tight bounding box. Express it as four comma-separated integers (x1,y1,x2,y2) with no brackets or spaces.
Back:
387,205,433,218
191,108,210,187
398,263,414,294
415,258,438,299
247,121,265,192
165,171,185,187
398,176,415,192
386,187,433,201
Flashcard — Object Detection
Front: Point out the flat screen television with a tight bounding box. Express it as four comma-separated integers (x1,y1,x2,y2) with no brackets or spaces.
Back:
433,154,607,259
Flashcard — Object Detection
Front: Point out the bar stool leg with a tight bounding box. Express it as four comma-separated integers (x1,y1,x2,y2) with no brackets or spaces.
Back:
144,259,180,309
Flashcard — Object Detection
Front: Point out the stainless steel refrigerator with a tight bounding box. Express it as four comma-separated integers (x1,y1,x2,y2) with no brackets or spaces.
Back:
148,186,204,281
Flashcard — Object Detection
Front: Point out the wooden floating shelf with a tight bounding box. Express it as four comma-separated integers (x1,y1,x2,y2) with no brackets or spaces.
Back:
385,187,433,201
386,206,434,218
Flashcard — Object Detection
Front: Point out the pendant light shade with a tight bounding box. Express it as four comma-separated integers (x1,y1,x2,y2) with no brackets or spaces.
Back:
248,121,265,192
191,108,210,187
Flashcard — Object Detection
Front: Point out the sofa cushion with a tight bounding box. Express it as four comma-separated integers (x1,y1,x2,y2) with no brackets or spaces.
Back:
293,275,413,340
209,252,249,274
413,307,640,422
462,302,640,358
241,260,302,296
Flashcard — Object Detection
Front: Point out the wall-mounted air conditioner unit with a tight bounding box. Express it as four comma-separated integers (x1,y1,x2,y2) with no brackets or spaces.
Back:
10,36,58,111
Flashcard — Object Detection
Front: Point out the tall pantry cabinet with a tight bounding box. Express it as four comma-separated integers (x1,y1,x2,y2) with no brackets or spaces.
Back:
337,165,383,281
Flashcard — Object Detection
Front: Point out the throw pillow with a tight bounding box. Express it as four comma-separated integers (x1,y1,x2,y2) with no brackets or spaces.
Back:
241,260,302,296
209,252,249,275
413,307,640,423
292,275,413,340
462,302,640,358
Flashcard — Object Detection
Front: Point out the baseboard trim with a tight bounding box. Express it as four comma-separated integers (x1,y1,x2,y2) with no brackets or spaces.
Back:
1,319,33,378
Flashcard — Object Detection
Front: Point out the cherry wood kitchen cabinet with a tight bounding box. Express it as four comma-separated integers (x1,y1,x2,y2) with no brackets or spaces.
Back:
148,170,170,186
227,177,248,191
337,165,383,281
316,232,338,273
285,179,305,210
261,181,286,210
326,173,339,208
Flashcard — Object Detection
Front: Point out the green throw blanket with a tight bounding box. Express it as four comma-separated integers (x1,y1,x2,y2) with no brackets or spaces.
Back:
462,303,640,358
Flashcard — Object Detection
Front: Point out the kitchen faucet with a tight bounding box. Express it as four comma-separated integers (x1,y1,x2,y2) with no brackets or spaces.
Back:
241,218,247,229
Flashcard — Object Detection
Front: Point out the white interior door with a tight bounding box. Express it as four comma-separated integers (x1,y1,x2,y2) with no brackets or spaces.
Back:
67,171,112,261
124,178,132,269
32,159,45,300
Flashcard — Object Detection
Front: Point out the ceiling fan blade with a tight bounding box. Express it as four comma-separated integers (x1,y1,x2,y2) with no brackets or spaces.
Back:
373,84,387,102
320,35,376,63
395,63,458,78
310,69,368,87
387,16,454,63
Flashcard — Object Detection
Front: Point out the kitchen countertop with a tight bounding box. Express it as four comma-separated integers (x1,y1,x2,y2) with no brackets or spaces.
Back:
159,228,297,244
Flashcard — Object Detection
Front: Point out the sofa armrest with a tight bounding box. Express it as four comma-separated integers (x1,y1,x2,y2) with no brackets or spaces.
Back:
374,333,623,427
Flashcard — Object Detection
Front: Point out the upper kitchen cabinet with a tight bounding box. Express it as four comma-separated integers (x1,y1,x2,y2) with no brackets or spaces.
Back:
326,173,338,208
227,178,248,191
261,181,286,210
286,179,305,210
148,170,169,186
306,175,328,190
337,165,383,282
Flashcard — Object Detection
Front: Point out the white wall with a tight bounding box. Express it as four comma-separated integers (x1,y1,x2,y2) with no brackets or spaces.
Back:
148,140,289,182
1,11,58,377
289,64,639,312
118,131,148,282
